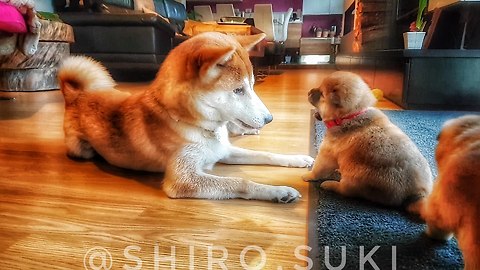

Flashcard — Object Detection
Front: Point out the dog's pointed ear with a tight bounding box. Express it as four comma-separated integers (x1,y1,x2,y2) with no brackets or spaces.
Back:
235,33,266,51
197,46,236,82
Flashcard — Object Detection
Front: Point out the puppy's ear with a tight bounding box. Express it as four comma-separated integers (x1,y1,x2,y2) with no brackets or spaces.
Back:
308,88,321,106
196,46,236,83
235,33,266,51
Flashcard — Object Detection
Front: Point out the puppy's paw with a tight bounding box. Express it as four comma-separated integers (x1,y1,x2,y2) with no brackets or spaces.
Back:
302,171,319,182
285,155,314,168
320,180,340,191
270,186,301,203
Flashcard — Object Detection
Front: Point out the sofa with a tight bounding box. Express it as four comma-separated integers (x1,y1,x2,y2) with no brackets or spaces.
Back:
57,0,188,81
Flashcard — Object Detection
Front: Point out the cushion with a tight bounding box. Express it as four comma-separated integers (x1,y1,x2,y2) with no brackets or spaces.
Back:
0,2,27,33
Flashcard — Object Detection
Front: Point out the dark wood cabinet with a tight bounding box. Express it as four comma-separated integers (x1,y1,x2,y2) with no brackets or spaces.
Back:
338,0,480,111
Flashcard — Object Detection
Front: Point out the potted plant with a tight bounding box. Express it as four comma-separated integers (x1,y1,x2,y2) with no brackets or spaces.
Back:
403,0,427,49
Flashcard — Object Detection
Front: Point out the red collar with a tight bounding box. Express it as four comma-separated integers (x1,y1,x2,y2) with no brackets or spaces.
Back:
324,109,368,129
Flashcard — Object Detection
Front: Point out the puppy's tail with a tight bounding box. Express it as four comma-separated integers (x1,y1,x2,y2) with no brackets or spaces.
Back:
58,56,116,102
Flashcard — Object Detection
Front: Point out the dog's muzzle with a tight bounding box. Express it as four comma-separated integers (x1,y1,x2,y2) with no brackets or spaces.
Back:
314,111,322,121
236,113,272,129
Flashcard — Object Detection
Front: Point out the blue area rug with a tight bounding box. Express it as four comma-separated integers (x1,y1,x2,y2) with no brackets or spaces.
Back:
310,110,479,270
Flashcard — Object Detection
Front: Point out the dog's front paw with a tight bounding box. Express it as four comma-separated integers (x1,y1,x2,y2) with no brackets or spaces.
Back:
270,186,301,203
285,155,314,168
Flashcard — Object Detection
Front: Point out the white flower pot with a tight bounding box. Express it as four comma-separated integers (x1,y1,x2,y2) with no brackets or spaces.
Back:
403,32,426,49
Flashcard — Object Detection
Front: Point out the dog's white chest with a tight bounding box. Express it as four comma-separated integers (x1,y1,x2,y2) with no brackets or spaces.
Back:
200,126,230,169
180,124,230,170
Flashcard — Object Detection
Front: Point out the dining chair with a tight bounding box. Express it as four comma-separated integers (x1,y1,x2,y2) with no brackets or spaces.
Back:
216,4,235,19
193,5,214,22
252,5,293,80
275,8,293,42
253,4,275,41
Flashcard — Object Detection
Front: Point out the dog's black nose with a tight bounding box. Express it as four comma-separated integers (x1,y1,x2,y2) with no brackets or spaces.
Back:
264,114,273,125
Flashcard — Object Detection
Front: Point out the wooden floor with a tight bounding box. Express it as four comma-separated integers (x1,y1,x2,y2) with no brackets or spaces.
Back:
0,69,400,270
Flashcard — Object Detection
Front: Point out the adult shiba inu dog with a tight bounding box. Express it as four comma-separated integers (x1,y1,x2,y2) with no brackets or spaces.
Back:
302,71,433,214
58,32,314,203
422,115,480,270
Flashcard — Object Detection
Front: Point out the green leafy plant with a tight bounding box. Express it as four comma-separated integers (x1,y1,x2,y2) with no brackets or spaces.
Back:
410,0,427,31
37,11,62,22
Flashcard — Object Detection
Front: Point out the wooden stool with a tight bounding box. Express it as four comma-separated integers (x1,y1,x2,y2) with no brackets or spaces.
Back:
0,20,74,91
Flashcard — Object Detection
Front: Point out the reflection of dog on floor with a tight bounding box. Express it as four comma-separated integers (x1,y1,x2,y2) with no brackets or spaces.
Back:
303,71,433,214
58,32,314,203
422,115,480,270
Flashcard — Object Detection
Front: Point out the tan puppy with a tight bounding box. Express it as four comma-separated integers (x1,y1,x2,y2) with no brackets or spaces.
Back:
58,32,314,203
422,115,480,270
302,71,433,214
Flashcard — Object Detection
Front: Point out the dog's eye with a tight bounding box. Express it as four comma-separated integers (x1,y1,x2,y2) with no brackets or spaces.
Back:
233,87,245,95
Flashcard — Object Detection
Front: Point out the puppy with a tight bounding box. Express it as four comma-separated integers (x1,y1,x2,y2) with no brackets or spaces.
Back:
58,32,314,203
422,115,480,270
302,71,433,214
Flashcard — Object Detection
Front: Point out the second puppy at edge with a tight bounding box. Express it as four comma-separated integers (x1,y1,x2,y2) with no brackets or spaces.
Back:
422,115,480,270
302,71,433,215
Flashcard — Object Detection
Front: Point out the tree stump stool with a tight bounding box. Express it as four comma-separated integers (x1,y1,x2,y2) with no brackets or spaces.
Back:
0,20,74,91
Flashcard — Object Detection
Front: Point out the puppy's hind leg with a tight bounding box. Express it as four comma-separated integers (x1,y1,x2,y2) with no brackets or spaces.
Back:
302,145,338,182
320,178,369,199
423,198,454,240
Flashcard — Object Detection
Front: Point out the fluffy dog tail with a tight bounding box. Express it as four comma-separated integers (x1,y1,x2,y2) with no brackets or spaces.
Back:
58,56,116,102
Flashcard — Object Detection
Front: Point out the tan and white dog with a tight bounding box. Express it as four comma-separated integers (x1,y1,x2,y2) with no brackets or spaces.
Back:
422,115,480,270
302,71,433,214
58,32,314,203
